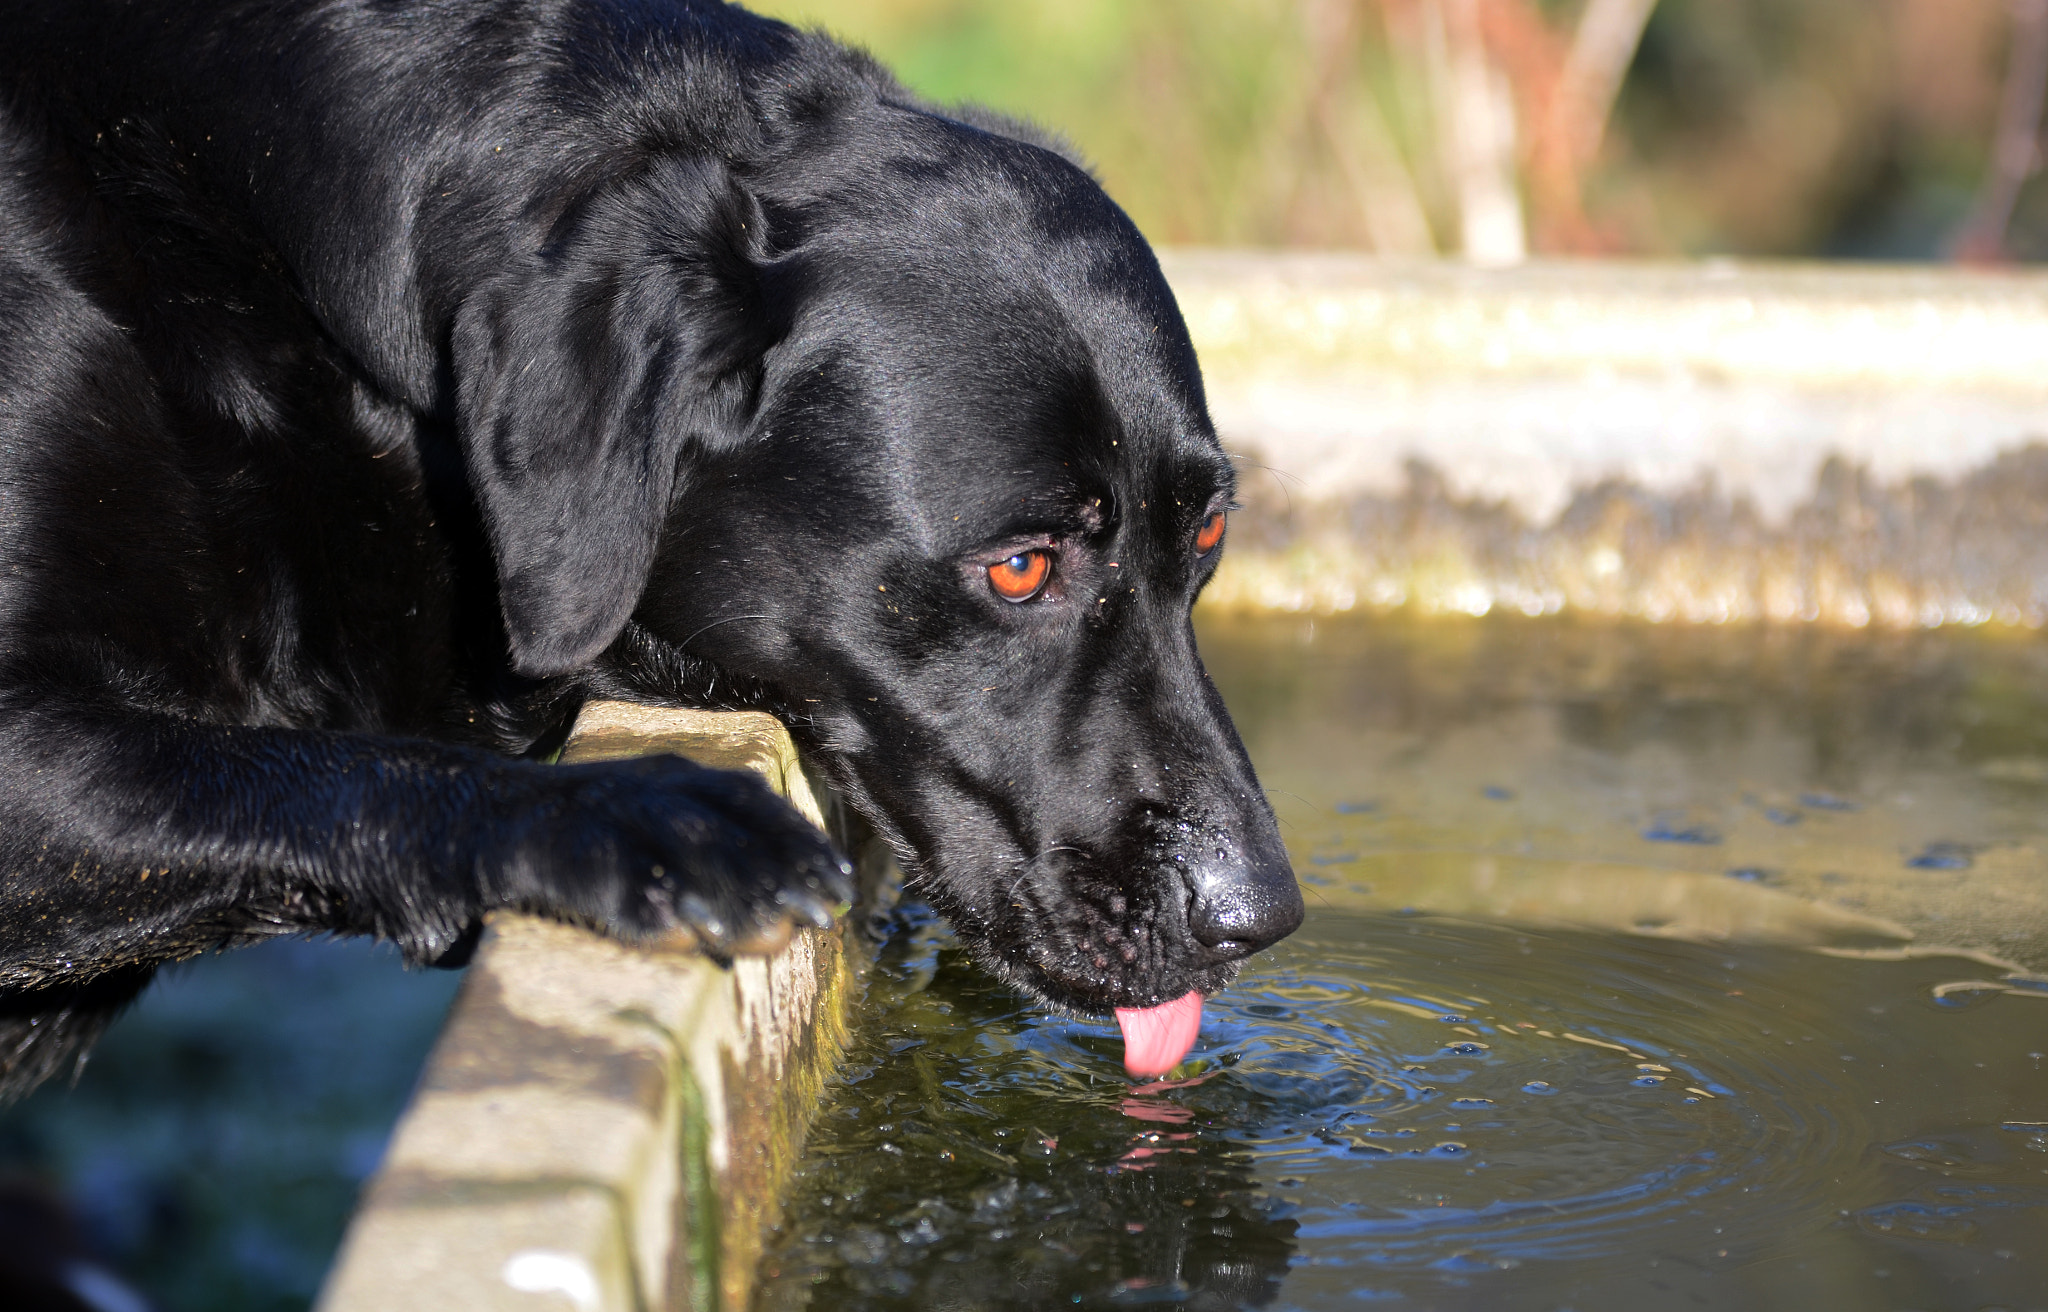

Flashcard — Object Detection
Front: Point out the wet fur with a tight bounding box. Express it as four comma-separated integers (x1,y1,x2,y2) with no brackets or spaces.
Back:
0,0,1300,1097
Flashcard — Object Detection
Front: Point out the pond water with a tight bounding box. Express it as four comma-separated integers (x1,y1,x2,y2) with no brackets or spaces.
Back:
757,615,2048,1311
0,938,462,1312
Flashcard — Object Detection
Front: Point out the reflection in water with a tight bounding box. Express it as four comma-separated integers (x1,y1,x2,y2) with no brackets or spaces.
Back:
760,617,2048,1309
1201,613,2048,972
0,938,463,1312
1235,916,2048,1310
757,904,1299,1311
760,909,2048,1311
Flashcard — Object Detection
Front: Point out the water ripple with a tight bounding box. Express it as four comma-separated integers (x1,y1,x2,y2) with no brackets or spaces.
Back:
759,907,2048,1311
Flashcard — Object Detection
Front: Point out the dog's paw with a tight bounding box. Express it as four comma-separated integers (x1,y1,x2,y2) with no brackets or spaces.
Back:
494,754,853,956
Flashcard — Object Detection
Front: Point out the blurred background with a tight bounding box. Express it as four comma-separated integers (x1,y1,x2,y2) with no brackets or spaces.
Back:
754,0,2048,264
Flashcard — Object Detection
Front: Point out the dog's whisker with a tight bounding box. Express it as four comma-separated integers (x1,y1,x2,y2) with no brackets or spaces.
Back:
1002,855,1055,900
1000,843,1089,905
676,613,772,652
1224,452,1303,515
1227,452,1305,485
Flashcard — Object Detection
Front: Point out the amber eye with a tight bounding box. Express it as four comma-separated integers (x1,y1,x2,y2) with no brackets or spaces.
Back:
1195,511,1226,555
988,550,1051,602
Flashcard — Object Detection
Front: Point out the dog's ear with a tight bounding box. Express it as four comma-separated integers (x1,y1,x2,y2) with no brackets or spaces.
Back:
453,157,775,677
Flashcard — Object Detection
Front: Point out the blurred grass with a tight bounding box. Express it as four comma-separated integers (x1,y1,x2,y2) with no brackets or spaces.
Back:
756,0,1346,247
754,0,2046,261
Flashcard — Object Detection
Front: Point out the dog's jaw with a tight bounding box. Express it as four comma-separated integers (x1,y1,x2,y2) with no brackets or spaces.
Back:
884,843,1254,1019
784,723,1284,1016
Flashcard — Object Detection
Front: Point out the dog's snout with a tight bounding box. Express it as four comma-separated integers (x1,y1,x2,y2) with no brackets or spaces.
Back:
1183,845,1305,958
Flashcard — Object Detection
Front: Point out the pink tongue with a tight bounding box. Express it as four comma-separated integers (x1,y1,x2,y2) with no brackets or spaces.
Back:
1114,991,1204,1078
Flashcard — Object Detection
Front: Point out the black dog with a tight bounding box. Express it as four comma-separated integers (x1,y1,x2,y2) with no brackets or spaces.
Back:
0,0,1301,1097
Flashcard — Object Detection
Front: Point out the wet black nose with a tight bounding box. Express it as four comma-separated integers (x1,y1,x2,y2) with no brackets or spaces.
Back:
1184,848,1305,958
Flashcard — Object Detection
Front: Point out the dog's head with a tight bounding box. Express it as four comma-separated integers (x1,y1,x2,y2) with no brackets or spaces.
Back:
454,91,1301,1014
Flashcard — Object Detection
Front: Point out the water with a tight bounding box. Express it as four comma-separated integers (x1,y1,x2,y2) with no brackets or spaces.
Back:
1202,613,2048,971
758,615,2048,1311
0,938,462,1312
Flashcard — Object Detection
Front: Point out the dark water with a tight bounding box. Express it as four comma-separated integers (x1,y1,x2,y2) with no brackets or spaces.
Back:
759,616,2048,1311
0,938,461,1312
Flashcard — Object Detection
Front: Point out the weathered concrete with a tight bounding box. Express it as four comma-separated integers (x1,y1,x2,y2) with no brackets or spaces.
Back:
1161,252,2048,626
1166,251,2048,522
318,706,890,1312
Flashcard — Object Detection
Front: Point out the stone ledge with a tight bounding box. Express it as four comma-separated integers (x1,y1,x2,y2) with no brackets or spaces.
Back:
1156,252,2048,628
1161,251,2048,523
317,706,887,1312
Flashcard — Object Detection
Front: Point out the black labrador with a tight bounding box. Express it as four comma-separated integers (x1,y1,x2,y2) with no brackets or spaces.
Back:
0,0,1302,1097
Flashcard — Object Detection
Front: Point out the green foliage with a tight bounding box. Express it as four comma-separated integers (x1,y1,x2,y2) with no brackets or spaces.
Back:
758,0,1334,246
755,0,2036,259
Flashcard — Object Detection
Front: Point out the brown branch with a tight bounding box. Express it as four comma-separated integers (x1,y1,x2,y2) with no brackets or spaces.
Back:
1304,0,1437,253
1954,0,2048,263
1487,0,1656,253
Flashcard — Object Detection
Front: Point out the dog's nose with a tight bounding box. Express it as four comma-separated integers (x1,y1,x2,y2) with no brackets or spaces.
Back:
1184,847,1304,957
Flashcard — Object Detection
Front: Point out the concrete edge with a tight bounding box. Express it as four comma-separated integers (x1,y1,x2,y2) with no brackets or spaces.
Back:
317,706,891,1312
1155,252,2048,628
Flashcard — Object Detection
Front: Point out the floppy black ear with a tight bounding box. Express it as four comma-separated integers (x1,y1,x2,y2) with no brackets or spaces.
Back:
453,156,774,677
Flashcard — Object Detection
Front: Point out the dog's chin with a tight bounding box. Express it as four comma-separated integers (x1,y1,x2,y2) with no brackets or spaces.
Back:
957,934,1246,1018
820,782,1245,1013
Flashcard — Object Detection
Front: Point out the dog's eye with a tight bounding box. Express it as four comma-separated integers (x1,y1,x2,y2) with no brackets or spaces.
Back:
1195,511,1226,555
988,550,1051,602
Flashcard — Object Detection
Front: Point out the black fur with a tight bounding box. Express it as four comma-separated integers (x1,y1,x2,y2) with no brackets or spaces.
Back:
0,0,1301,1098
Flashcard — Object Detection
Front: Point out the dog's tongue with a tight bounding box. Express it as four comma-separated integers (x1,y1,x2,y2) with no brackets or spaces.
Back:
1114,991,1204,1078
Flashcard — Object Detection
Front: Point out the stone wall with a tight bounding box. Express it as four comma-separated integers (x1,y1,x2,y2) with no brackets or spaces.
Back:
317,706,891,1312
1168,252,2048,626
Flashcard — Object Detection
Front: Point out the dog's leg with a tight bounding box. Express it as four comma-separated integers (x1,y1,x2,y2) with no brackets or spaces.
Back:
0,695,849,1095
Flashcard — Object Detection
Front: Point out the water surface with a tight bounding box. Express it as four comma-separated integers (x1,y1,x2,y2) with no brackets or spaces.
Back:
760,616,2048,1310
0,938,462,1312
760,908,2047,1311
